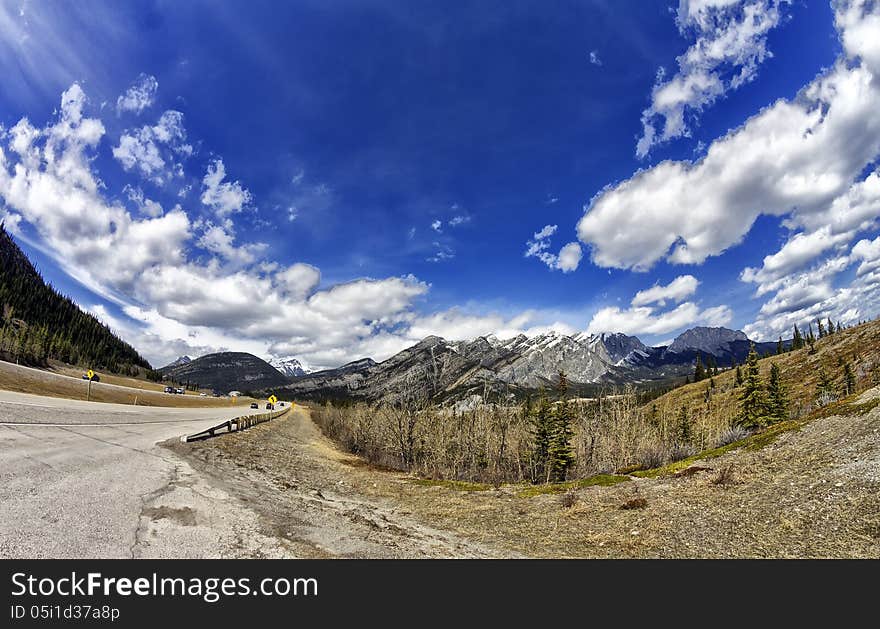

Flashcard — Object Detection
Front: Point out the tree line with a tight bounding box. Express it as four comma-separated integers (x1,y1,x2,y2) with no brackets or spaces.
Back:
0,223,150,373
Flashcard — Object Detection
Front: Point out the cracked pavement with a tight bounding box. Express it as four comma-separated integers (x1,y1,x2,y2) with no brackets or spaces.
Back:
0,389,287,559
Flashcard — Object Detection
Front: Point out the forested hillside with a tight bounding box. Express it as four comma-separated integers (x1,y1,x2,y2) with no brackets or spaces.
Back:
0,223,151,372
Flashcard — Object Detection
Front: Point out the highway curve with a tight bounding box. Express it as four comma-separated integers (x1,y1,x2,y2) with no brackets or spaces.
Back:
0,390,291,558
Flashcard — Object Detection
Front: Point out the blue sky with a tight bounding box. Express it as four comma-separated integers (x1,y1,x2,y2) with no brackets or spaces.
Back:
2,0,880,369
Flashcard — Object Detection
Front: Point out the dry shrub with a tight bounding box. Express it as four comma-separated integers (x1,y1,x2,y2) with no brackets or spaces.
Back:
620,497,648,510
716,425,750,447
560,491,578,509
710,465,737,486
312,385,739,484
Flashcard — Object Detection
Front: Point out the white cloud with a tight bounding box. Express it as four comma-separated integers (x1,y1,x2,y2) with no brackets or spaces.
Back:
525,224,582,273
116,74,158,115
587,302,732,336
631,274,700,306
113,110,192,183
852,235,880,276
0,82,451,370
200,158,252,217
580,2,880,271
587,273,728,336
589,50,602,66
636,0,789,158
197,221,267,267
449,214,471,227
556,242,583,272
123,184,164,218
431,219,443,232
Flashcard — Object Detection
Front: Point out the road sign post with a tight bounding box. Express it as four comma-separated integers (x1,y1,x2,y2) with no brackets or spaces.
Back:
86,370,95,402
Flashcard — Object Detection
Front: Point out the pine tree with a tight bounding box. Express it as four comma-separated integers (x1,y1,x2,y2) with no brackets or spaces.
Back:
738,343,767,429
816,366,835,405
547,371,575,482
792,325,803,350
827,317,835,336
529,395,554,483
843,361,856,396
735,364,743,387
817,319,826,338
776,337,784,355
676,405,691,444
836,321,843,334
766,363,788,423
694,353,706,382
807,324,816,344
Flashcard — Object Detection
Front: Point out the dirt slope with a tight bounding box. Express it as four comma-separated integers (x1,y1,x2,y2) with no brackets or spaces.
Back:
170,396,879,558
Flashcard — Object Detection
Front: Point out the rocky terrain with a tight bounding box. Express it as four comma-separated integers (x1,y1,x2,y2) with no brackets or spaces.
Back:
269,356,308,378
274,326,780,402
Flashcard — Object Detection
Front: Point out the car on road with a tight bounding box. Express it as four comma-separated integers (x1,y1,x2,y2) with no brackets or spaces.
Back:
265,403,274,410
81,373,100,382
250,402,259,409
175,388,185,395
164,386,174,393
278,402,285,407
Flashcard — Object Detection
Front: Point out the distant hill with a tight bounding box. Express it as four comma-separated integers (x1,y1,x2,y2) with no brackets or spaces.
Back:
0,223,151,372
159,351,289,394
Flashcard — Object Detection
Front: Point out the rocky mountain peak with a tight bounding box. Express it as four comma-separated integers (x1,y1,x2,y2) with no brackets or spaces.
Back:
667,327,748,354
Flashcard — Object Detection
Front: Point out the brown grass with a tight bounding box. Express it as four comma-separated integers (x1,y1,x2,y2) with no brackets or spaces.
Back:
0,359,260,408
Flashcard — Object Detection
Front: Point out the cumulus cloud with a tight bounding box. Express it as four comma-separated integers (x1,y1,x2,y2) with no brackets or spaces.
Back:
6,82,592,370
196,221,268,267
587,301,733,336
201,158,252,217
116,74,159,115
580,1,880,272
113,110,192,183
587,274,729,336
525,224,582,273
631,274,700,306
636,0,789,158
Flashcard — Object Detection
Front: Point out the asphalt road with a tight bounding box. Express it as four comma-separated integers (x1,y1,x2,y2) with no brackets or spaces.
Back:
0,390,289,559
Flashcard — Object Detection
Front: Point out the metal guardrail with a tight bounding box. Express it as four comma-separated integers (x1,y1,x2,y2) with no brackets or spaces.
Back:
180,405,291,442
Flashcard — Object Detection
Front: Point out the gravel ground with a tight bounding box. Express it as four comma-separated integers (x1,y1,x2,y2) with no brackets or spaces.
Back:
169,405,514,558
173,396,880,558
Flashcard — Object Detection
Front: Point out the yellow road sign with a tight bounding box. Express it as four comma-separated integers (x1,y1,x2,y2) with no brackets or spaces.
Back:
86,370,94,380
268,395,278,404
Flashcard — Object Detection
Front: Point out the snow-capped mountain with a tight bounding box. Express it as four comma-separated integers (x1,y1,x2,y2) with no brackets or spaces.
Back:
268,356,308,378
162,355,192,369
273,326,781,403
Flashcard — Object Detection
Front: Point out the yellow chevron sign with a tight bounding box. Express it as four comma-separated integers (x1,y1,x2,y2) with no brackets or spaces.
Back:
268,395,278,404
86,370,94,380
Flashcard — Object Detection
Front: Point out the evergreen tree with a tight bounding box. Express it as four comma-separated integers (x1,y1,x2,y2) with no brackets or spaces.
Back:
843,361,856,396
528,395,553,483
792,325,804,350
693,353,706,382
816,366,835,405
827,317,835,336
676,406,691,444
766,363,788,422
836,321,843,333
776,337,784,355
817,319,826,338
547,372,575,482
737,343,767,429
807,324,816,344
735,365,744,387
